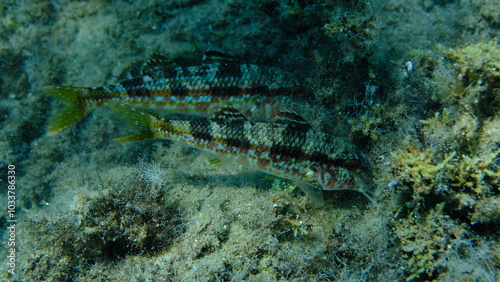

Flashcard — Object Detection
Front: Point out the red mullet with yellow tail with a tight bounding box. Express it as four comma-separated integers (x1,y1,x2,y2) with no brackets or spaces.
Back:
43,51,301,135
109,103,374,205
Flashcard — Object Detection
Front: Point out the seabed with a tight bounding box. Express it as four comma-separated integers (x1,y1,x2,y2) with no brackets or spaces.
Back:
0,0,499,281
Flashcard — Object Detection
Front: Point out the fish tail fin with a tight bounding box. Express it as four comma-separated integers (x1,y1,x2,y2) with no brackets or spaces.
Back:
107,102,157,141
42,86,89,135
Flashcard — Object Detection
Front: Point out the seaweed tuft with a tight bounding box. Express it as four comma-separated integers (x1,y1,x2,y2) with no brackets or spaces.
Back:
16,164,187,280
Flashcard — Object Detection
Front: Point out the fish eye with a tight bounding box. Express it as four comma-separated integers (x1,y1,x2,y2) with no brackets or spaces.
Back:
346,159,361,171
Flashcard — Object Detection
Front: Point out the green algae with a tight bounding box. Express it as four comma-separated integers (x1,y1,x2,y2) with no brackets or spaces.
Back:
445,40,500,83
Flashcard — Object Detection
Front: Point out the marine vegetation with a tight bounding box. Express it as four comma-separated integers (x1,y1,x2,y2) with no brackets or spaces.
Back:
385,38,500,280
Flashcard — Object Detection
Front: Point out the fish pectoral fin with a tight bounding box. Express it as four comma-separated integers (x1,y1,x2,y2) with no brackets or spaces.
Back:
295,181,325,208
270,178,296,194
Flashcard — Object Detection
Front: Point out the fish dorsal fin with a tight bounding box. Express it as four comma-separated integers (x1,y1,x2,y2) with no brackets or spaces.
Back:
276,110,312,130
211,107,247,122
202,50,237,65
142,52,176,77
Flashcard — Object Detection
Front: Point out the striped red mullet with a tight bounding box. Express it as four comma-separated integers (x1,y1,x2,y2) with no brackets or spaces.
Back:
110,103,374,205
42,51,301,135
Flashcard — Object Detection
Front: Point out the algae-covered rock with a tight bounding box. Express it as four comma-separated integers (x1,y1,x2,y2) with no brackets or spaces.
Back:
445,40,500,83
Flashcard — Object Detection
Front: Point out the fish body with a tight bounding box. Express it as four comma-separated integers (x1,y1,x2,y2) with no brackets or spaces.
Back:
43,51,302,135
110,103,374,205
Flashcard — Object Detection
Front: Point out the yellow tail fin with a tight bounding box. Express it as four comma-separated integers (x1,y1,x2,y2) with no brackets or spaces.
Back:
42,86,88,135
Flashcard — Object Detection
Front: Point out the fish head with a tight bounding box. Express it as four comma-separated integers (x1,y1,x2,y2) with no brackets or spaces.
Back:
314,144,375,201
